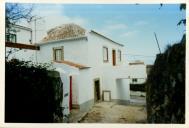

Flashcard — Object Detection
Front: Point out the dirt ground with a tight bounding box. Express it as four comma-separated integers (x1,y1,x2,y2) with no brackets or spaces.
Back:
79,102,147,123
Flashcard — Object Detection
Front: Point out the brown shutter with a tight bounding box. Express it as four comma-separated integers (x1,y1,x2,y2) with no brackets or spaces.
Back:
61,46,64,60
53,48,55,61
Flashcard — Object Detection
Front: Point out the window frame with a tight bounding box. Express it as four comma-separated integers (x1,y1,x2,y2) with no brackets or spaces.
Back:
53,46,64,61
103,46,109,62
6,33,17,43
118,50,121,62
132,78,138,83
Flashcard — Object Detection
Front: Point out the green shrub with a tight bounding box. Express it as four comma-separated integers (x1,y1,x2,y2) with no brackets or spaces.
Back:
5,59,63,123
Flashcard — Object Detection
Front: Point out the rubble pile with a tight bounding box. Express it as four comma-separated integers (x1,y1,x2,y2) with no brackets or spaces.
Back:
42,23,86,42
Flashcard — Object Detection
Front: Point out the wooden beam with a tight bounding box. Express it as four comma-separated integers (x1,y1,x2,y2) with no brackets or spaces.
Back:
6,42,40,50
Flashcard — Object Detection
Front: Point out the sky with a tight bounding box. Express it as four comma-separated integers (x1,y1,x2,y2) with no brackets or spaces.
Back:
19,4,186,65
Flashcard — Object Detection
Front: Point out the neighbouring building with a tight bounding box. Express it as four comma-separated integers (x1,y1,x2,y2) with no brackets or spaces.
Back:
128,60,147,84
128,60,147,100
6,23,131,116
6,24,33,44
5,24,36,60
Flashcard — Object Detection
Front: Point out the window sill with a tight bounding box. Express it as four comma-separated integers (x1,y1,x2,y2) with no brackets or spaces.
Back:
103,60,109,63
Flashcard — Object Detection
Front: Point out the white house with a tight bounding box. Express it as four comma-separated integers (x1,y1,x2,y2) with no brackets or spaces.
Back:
128,60,147,99
6,23,131,115
6,24,33,44
5,24,37,61
128,60,147,84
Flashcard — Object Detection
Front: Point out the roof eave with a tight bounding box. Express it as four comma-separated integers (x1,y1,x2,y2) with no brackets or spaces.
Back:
90,30,124,47
36,36,88,46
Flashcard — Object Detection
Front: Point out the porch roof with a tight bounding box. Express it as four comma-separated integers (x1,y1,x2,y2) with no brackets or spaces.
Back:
54,60,90,69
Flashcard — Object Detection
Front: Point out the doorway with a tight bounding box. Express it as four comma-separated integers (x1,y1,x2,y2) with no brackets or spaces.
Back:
69,76,72,110
94,79,100,102
112,50,116,66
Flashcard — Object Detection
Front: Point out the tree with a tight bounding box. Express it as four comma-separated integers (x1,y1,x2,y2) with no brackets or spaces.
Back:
158,3,186,26
177,4,186,26
5,3,34,60
5,3,34,33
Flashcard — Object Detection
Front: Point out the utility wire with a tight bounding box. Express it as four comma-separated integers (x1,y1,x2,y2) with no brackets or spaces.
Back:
123,53,155,58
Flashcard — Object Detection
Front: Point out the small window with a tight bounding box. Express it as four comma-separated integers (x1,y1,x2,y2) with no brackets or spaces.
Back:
118,50,121,62
53,46,64,61
132,78,138,83
6,33,16,43
103,47,108,62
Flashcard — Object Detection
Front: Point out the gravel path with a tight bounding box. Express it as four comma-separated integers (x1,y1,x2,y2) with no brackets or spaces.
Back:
79,102,147,123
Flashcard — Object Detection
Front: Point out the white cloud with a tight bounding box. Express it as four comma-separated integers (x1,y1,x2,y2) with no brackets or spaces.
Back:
106,23,127,30
25,4,88,42
95,23,128,37
120,31,138,37
33,4,88,30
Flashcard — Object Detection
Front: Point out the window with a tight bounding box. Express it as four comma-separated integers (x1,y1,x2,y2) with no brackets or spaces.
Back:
53,46,64,61
118,50,121,62
103,47,108,62
6,33,16,43
132,78,138,83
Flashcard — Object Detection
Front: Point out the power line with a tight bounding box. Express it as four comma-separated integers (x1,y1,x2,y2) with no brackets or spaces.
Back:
123,53,155,58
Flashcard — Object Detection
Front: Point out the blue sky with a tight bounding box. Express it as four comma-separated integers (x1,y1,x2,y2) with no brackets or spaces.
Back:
27,4,186,64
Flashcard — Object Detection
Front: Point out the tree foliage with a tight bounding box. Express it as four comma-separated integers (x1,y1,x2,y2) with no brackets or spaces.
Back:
5,3,34,32
158,3,186,26
146,35,185,123
177,4,186,26
5,59,63,123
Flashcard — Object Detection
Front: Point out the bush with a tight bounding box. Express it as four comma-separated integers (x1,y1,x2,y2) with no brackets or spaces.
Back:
130,83,146,92
5,59,63,123
146,34,185,123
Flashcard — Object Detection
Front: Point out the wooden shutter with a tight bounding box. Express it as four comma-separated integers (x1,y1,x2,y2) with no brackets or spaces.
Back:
61,46,64,60
53,48,55,61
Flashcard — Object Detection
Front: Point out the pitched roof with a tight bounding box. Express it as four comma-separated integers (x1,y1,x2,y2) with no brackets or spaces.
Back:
54,60,90,69
40,24,124,47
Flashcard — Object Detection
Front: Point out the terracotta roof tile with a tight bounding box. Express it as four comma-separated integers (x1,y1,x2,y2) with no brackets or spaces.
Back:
54,60,90,69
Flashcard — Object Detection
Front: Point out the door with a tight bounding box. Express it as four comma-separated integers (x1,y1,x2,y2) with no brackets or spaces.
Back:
94,79,100,102
112,50,116,66
69,76,72,110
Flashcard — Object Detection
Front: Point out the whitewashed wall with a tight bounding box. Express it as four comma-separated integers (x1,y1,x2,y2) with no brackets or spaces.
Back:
116,79,130,101
15,28,32,44
54,63,80,115
74,69,93,105
87,32,125,67
85,32,130,101
130,78,146,84
6,47,37,62
128,64,147,84
37,38,88,65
